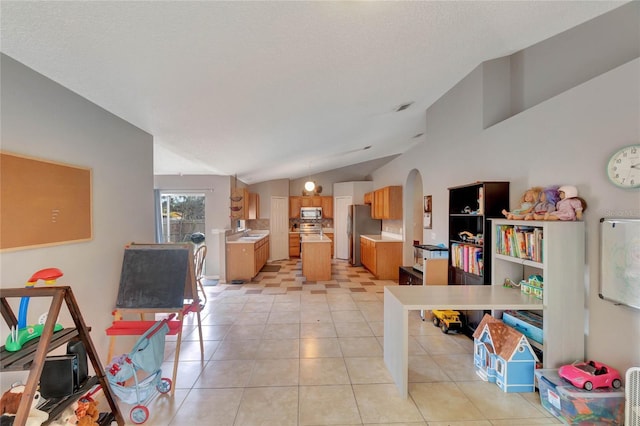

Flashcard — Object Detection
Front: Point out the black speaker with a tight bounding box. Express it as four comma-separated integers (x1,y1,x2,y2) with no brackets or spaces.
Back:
67,340,88,387
39,354,77,399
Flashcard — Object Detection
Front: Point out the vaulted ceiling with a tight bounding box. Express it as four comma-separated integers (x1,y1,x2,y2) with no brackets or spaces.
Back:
1,1,626,183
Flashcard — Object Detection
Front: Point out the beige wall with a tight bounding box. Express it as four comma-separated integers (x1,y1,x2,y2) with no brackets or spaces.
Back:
371,6,640,372
0,54,155,373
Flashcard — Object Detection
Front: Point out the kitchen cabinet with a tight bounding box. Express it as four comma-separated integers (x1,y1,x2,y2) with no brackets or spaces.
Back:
226,235,270,281
231,188,259,220
324,232,334,258
248,193,260,219
289,233,300,257
371,186,402,220
360,236,402,280
491,219,585,369
321,197,333,218
301,236,332,281
0,286,124,426
448,181,509,333
289,197,302,218
289,196,333,218
364,192,373,205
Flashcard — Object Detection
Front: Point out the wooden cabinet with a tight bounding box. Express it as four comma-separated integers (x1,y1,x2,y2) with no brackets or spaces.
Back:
248,193,259,219
289,233,300,257
289,197,302,218
399,266,423,285
360,237,402,280
289,196,333,218
226,235,270,281
491,219,585,369
324,232,334,258
371,186,402,219
321,197,333,218
448,181,509,332
231,188,259,220
364,192,373,205
0,286,124,426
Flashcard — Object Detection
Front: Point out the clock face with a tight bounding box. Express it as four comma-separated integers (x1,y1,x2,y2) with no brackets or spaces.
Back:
607,144,640,188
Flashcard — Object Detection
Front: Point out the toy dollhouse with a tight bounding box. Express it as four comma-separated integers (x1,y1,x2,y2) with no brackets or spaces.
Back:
473,314,538,393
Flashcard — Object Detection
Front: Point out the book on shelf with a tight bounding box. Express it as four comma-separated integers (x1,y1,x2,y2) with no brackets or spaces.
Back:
496,224,544,262
451,243,483,276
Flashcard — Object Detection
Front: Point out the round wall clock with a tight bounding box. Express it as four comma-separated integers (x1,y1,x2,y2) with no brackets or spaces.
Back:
606,144,640,188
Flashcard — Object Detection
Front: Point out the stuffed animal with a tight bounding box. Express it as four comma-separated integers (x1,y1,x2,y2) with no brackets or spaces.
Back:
502,187,542,220
0,384,48,426
75,398,99,426
544,185,587,221
526,185,560,220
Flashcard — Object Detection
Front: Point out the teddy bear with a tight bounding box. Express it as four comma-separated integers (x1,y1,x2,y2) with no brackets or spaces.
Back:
75,398,99,426
502,186,542,220
544,185,587,221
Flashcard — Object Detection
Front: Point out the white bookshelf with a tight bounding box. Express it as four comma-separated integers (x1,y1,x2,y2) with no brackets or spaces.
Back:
490,219,585,369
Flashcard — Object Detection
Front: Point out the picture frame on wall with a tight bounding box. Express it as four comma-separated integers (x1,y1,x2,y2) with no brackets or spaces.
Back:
424,195,432,229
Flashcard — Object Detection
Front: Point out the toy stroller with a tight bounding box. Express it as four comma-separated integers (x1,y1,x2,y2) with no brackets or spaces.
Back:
105,316,173,424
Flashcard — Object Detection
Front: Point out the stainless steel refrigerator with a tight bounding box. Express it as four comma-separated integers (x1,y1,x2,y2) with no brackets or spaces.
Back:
347,204,382,266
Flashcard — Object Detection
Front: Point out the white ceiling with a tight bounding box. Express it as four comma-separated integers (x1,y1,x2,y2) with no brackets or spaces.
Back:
1,1,626,184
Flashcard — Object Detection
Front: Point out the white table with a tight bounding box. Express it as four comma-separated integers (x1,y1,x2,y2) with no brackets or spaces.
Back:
383,285,542,398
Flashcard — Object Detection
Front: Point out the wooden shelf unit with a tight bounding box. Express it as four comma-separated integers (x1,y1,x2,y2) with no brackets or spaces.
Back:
448,181,509,334
0,286,124,426
490,219,585,368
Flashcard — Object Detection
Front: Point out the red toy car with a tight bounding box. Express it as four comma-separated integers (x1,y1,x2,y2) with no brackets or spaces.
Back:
558,360,622,391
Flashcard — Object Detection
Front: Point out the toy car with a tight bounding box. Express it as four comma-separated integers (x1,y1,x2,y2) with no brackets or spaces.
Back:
431,309,462,334
558,360,622,391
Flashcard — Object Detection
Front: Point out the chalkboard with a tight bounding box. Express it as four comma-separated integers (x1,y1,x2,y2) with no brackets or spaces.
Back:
116,243,196,309
599,218,640,310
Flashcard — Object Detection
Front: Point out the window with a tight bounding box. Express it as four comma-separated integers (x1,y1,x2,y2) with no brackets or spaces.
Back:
496,359,504,375
159,193,205,243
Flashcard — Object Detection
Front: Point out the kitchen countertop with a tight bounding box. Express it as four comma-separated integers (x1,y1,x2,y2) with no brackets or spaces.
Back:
226,231,270,244
301,234,332,243
360,234,403,242
290,228,334,233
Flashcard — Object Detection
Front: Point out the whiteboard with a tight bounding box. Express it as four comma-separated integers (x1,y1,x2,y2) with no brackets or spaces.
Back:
599,218,640,310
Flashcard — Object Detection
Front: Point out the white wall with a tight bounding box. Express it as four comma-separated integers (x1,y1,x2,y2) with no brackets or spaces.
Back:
154,174,231,278
373,57,640,373
0,54,155,366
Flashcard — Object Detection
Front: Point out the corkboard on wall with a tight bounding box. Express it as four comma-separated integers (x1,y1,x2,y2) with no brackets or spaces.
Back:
0,151,92,251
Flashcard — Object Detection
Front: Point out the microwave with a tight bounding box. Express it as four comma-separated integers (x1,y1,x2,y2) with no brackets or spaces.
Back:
300,207,322,220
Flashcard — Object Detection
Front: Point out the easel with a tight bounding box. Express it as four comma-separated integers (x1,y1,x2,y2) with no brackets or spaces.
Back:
105,243,204,394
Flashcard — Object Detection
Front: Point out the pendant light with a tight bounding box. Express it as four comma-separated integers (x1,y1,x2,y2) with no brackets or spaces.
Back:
304,162,315,193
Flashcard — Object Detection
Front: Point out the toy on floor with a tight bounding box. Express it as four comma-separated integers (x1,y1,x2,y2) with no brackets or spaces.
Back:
0,384,48,425
4,268,65,352
75,397,100,426
431,309,462,334
559,360,622,390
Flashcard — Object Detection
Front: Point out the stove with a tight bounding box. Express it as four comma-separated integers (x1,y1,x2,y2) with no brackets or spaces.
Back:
299,223,322,234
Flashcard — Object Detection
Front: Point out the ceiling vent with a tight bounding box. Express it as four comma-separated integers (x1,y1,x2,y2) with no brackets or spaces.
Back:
396,102,414,112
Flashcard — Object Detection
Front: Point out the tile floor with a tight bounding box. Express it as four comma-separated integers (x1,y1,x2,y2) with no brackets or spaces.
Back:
109,259,559,425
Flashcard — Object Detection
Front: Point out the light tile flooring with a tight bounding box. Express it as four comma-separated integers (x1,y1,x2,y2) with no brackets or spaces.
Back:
110,259,559,425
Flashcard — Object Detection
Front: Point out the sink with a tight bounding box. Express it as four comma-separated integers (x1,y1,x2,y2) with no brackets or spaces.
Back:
239,235,263,240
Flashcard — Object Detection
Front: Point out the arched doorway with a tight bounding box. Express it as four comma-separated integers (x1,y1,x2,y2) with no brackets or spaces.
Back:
403,169,423,266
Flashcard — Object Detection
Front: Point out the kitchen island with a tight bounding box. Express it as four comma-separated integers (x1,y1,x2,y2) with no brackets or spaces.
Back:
301,234,332,281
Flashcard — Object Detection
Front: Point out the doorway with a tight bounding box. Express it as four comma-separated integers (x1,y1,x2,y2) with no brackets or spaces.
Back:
270,196,289,260
403,170,423,265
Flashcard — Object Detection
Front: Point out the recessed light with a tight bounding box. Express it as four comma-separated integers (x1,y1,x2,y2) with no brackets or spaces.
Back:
396,102,414,112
